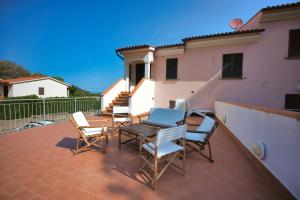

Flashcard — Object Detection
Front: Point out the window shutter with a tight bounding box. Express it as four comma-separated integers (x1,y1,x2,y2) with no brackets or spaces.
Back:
285,94,300,110
166,58,178,79
222,53,243,78
288,29,300,57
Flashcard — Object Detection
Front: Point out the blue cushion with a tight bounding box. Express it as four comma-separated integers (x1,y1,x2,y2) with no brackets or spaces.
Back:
144,107,185,127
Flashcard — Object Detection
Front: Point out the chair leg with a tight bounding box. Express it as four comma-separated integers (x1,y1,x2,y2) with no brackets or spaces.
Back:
153,157,158,190
207,141,214,163
182,150,185,175
102,138,107,153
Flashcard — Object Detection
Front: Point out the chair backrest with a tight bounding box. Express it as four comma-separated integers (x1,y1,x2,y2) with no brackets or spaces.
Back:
112,106,131,122
113,106,130,114
149,107,185,125
196,116,216,134
156,125,187,146
72,111,90,128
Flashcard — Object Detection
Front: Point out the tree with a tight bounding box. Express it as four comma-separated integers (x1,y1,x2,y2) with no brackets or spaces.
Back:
51,76,64,82
0,60,30,79
68,85,95,97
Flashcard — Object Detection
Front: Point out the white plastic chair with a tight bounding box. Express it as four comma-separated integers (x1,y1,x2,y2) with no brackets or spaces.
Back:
139,125,187,190
186,116,217,162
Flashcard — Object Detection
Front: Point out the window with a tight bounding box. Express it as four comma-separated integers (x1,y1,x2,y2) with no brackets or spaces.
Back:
166,58,178,79
38,87,44,95
222,53,243,79
288,29,300,58
285,94,300,111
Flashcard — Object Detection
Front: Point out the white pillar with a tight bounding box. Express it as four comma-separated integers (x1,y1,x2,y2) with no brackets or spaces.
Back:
145,62,150,79
124,61,129,91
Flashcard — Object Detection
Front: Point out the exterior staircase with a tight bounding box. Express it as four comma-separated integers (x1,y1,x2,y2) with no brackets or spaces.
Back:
101,91,129,117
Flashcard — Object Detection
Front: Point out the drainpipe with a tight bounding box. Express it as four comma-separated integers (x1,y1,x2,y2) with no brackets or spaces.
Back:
115,50,124,61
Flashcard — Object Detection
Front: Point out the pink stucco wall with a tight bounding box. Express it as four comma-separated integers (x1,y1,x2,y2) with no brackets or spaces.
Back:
239,12,262,30
152,18,300,110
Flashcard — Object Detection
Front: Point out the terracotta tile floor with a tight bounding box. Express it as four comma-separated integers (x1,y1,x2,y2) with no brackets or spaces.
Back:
0,116,284,200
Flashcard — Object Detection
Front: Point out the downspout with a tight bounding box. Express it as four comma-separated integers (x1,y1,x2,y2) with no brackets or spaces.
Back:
115,50,124,61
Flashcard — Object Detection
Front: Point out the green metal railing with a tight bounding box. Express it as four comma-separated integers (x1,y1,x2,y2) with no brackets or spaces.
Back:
0,97,101,133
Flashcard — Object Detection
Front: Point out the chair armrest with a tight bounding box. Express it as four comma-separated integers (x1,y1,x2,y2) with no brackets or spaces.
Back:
140,134,154,144
79,125,107,128
78,126,90,128
88,119,109,122
176,119,185,126
137,112,150,123
187,130,210,134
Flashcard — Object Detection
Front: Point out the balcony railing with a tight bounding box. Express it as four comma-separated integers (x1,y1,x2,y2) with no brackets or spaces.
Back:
0,97,101,133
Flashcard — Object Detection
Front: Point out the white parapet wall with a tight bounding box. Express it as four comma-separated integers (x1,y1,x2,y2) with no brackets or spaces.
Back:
129,78,154,116
215,101,300,199
101,79,125,111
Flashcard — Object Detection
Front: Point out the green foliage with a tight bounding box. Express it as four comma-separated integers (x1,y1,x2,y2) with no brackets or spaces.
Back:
5,95,39,100
0,60,31,79
51,76,64,82
68,85,96,97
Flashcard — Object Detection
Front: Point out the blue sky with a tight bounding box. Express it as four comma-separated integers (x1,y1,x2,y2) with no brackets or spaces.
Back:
0,0,296,92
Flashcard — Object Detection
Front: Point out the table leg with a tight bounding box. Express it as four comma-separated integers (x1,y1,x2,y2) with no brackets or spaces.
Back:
119,129,121,149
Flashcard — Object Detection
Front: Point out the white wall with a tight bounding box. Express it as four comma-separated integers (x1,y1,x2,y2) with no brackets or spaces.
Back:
215,101,300,199
129,79,154,116
10,79,68,97
101,79,126,111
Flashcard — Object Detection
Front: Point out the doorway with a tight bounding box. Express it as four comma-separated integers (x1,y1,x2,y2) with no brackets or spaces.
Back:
135,63,145,85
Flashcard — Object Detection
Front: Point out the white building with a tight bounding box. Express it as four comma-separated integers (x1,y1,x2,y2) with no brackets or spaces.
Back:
0,76,70,98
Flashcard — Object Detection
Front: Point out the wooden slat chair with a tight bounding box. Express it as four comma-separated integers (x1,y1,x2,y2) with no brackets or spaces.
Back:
112,106,132,132
185,116,217,162
70,111,108,154
139,125,187,190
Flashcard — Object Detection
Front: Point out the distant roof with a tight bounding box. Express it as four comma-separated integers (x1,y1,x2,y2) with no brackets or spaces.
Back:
116,45,154,52
261,1,300,12
182,29,265,42
0,76,70,86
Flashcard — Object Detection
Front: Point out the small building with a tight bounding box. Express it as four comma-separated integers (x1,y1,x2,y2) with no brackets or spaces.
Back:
0,76,70,98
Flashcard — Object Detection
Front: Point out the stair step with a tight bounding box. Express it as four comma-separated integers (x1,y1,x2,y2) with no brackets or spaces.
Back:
109,102,128,107
102,91,130,117
115,97,129,101
101,111,112,117
112,99,128,103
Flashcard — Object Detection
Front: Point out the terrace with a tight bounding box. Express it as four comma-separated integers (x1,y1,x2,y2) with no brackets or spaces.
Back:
0,114,289,200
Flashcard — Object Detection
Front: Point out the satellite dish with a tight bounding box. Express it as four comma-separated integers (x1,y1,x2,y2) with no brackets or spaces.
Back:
230,18,243,30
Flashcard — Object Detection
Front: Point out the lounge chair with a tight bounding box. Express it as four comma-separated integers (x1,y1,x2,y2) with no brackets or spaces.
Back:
186,116,217,162
112,106,132,131
139,125,187,190
70,111,108,154
140,107,186,128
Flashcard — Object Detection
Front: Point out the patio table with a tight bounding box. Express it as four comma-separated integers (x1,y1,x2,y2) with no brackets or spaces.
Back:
118,123,160,148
